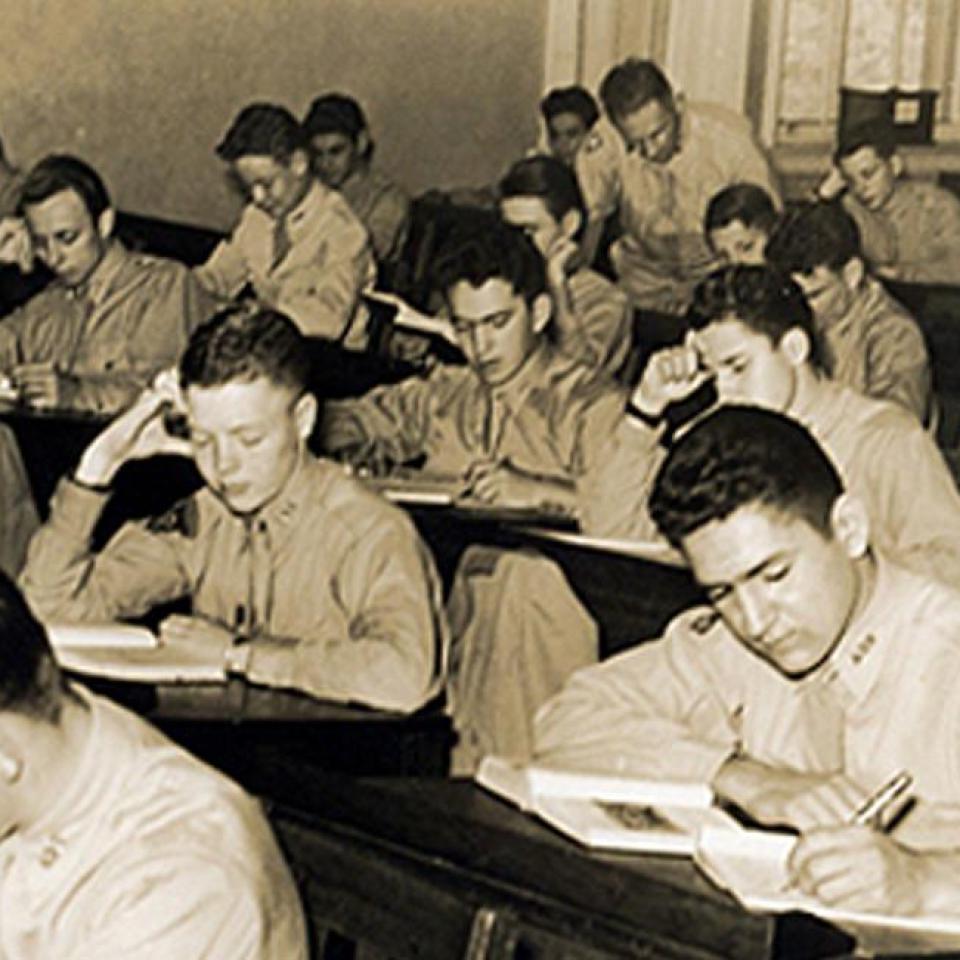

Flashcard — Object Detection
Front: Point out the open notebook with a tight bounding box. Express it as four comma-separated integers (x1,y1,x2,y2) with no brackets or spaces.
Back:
475,756,740,855
47,623,226,684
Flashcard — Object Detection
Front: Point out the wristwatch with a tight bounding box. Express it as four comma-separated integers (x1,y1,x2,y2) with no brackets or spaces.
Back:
224,640,252,677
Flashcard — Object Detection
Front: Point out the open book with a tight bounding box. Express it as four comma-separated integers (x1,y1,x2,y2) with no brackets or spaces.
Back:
475,756,740,854
696,826,960,952
47,623,226,684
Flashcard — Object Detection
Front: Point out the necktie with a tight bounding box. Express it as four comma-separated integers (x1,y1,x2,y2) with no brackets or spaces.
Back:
271,216,291,270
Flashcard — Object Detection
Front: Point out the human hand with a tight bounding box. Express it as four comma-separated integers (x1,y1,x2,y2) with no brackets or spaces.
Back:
158,613,234,660
545,234,579,288
713,756,866,831
817,165,847,201
12,362,75,409
0,217,33,271
74,377,193,487
631,333,712,419
789,825,923,914
460,459,548,508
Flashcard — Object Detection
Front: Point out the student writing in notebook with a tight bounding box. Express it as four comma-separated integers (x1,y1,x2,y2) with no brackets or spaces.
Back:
20,305,446,712
535,406,960,912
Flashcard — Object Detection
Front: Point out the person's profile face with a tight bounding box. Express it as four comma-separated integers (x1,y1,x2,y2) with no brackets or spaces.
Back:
792,266,854,330
185,376,309,515
448,278,539,387
310,131,361,189
232,153,311,220
24,188,108,289
500,196,564,258
682,503,859,678
695,319,799,412
708,220,769,266
839,146,897,211
546,111,590,166
614,98,680,163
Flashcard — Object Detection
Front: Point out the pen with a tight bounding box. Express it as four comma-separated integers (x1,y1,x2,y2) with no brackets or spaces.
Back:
849,770,914,828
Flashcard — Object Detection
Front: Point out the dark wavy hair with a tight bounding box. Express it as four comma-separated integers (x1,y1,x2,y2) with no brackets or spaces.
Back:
215,103,308,163
765,200,862,275
19,154,111,219
650,405,844,549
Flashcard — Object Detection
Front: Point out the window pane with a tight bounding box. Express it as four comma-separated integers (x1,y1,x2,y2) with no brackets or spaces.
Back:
780,0,835,123
844,0,926,89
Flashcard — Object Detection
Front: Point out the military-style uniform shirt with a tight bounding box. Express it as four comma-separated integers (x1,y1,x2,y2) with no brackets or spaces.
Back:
0,241,214,414
197,180,375,349
535,559,960,818
21,456,445,712
576,104,778,313
0,686,306,959
561,267,633,378
321,343,627,496
844,179,960,286
582,375,960,589
339,163,411,269
817,275,931,424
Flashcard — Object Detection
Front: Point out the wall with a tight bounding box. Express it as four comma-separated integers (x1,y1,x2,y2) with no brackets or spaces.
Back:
3,0,545,229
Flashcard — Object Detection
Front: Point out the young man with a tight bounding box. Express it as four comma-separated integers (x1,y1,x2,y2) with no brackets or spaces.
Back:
320,216,625,513
302,92,411,275
586,263,960,589
765,200,932,425
197,103,374,349
1,154,213,413
499,155,632,378
21,306,445,713
536,405,960,915
578,58,777,313
0,572,306,957
539,86,601,168
703,182,779,266
821,118,960,285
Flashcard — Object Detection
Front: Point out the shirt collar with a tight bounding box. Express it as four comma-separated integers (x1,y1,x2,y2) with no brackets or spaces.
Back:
283,179,328,238
484,341,552,411
811,556,895,710
245,453,330,548
67,240,127,306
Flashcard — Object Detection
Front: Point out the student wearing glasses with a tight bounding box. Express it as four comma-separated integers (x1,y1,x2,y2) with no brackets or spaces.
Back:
196,103,374,349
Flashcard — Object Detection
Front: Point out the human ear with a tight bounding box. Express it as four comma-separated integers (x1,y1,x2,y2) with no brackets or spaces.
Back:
830,493,870,559
890,154,904,178
841,257,865,291
779,327,810,367
531,293,552,334
97,207,116,241
294,392,318,440
289,149,311,178
560,209,582,239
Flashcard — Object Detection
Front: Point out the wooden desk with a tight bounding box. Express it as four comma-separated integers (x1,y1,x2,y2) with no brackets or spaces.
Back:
265,773,853,960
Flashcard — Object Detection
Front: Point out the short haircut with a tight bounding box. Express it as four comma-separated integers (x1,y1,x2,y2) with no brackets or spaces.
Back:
540,86,600,129
0,572,66,724
765,200,861,275
180,304,312,395
649,405,844,549
215,103,308,163
704,183,778,237
688,263,824,370
835,117,897,164
499,155,586,224
431,211,546,305
18,154,111,220
600,58,673,121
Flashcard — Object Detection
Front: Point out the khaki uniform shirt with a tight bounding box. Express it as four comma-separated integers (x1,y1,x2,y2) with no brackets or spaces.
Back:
817,276,931,424
582,376,960,589
321,343,627,490
21,457,445,712
339,164,411,267
577,104,777,313
535,560,960,817
844,179,960,286
563,267,632,378
0,686,306,959
0,242,213,414
197,180,375,349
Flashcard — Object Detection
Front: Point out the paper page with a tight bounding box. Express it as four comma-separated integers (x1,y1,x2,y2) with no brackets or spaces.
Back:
56,637,226,684
519,527,688,568
47,622,158,650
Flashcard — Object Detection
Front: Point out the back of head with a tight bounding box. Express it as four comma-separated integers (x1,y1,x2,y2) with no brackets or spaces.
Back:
688,263,823,369
599,58,673,121
18,154,111,219
704,182,778,236
0,573,65,724
216,103,308,163
649,405,844,550
765,200,861,275
499,154,586,223
835,117,897,164
431,211,546,305
539,86,600,129
180,304,311,395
